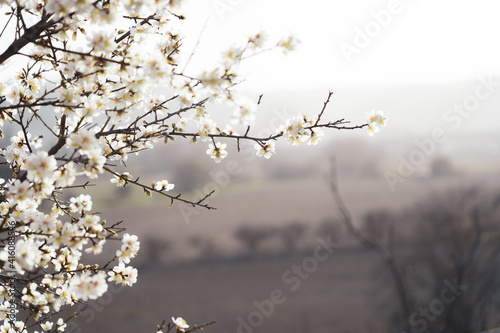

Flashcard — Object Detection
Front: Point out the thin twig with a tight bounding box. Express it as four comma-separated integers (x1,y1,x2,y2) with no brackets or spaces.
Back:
0,13,54,65
104,167,216,210
315,91,333,126
180,18,209,74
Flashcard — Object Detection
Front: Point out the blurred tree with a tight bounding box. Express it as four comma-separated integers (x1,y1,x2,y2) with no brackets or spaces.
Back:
430,156,455,177
234,225,276,256
279,221,307,253
336,184,500,333
142,236,172,265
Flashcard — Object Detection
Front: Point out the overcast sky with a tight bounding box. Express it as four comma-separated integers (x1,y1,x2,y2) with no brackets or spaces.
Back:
181,0,500,90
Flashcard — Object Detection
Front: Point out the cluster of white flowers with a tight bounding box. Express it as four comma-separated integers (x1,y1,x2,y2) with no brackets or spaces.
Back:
0,175,136,320
366,109,388,136
116,233,140,264
283,114,323,146
108,262,138,287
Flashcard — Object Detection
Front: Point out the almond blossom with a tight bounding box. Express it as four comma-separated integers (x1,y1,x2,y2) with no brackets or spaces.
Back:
206,142,228,163
366,109,388,136
255,142,276,159
172,317,189,332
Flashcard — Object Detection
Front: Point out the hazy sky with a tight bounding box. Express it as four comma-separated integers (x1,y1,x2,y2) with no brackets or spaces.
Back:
182,0,500,90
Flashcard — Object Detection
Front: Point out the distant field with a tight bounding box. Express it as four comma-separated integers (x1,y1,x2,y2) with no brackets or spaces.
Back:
70,172,500,332
75,248,394,333
88,173,498,259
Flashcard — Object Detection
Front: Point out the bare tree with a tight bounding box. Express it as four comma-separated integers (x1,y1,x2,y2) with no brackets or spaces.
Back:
329,161,415,333
331,157,500,333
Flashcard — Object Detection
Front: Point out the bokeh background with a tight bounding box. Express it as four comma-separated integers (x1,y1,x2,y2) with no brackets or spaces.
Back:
64,1,500,332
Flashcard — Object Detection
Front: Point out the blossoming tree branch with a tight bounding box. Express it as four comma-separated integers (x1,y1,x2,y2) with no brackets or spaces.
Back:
0,0,387,332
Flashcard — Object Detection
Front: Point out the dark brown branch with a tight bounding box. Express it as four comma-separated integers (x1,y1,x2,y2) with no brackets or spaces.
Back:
0,14,54,65
0,101,71,111
185,321,216,332
315,91,333,126
96,117,367,157
104,167,216,210
115,13,156,44
161,120,365,143
47,114,66,156
33,41,128,65
257,94,263,105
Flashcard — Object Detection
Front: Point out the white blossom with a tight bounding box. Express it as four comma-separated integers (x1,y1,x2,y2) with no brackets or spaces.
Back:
206,142,228,163
108,262,138,287
365,109,388,136
25,151,57,183
154,180,175,192
255,142,276,159
172,317,189,332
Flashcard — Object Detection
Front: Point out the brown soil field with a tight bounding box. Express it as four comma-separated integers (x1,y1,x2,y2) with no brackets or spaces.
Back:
74,249,394,333
69,172,500,332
